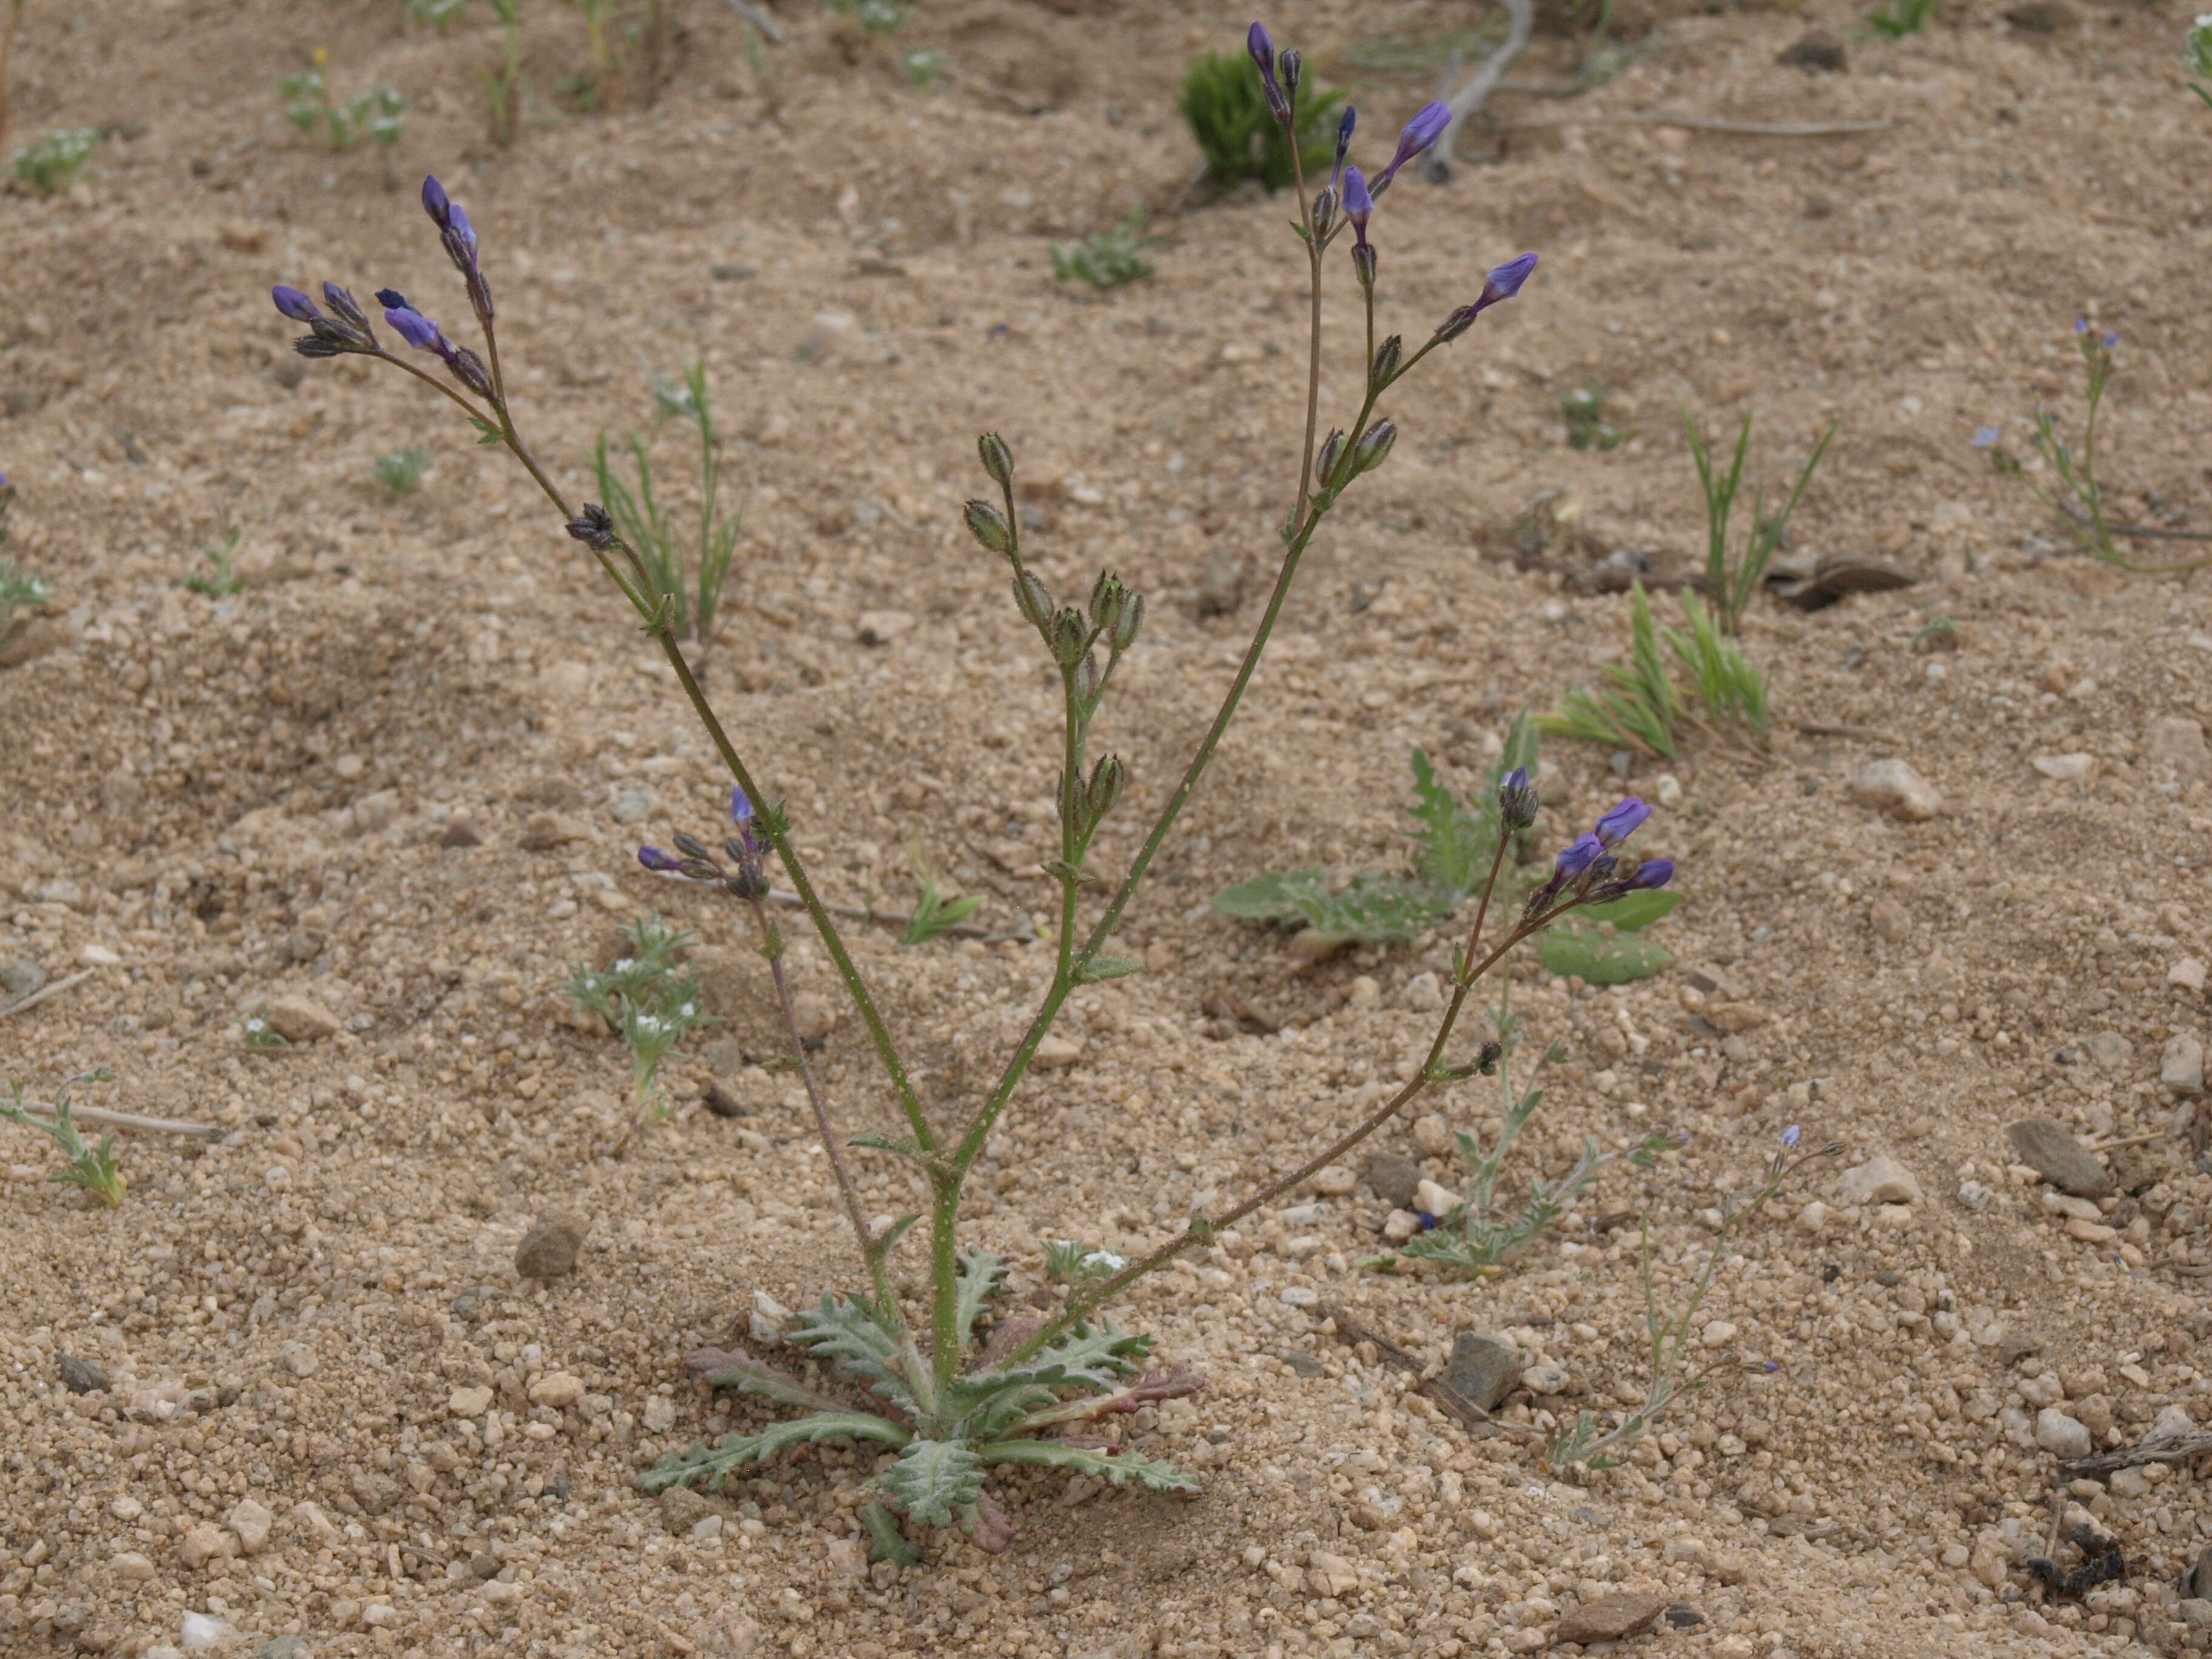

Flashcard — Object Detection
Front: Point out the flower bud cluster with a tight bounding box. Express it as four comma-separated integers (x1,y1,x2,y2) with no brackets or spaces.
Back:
1524,796,1675,920
638,786,770,901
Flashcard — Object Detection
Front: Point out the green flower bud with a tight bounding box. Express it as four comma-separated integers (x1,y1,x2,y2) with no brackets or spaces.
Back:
964,499,1013,556
1352,418,1398,476
1111,591,1144,652
977,432,1014,488
1088,571,1127,634
1013,571,1053,630
1315,429,1346,486
1370,333,1403,389
1072,650,1102,708
1086,754,1125,820
1050,608,1088,668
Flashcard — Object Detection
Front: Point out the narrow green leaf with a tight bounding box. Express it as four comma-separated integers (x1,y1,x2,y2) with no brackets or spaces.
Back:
978,1438,1202,1494
1074,955,1144,984
1209,869,1318,923
1537,927,1672,985
1578,890,1680,933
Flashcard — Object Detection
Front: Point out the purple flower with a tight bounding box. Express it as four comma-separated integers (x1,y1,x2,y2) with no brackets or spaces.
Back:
1593,797,1650,846
1628,857,1673,890
270,284,320,323
638,846,682,873
730,785,754,824
1371,100,1450,195
1415,1211,1439,1232
1248,21,1288,121
1556,832,1604,876
1781,1124,1801,1149
2074,317,2089,334
1971,424,2002,449
383,304,444,353
2102,330,2117,349
422,173,450,224
1330,105,1355,190
1342,164,1373,245
1479,252,1538,309
1761,1359,1781,1374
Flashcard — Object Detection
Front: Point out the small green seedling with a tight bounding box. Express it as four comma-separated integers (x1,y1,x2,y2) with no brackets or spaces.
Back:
186,526,245,597
373,445,434,497
279,55,408,155
1560,383,1627,452
1686,410,1837,634
566,912,711,1133
239,1014,292,1050
1179,50,1341,192
1043,1239,1125,1285
1862,0,1934,39
13,127,99,196
901,838,983,946
0,1070,126,1207
1050,206,1165,291
1541,582,1766,760
588,360,743,644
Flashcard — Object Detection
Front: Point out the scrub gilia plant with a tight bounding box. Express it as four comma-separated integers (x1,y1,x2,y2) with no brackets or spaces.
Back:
256,22,1638,1559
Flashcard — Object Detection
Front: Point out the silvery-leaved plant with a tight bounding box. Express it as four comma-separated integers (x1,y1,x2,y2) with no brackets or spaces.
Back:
260,20,1675,1560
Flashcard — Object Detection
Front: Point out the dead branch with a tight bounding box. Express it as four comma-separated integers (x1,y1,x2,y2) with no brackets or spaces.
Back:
722,0,786,45
1424,0,1535,180
1317,1300,1541,1441
2057,1431,2212,1480
10,1099,230,1143
0,968,97,1021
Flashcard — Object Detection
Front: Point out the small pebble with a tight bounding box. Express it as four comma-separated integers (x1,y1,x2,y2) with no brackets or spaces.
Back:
515,1210,588,1279
59,1353,108,1395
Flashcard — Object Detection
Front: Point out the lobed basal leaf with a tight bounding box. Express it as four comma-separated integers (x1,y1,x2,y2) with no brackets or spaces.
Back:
953,1250,1008,1345
976,1438,1202,1495
786,1292,919,1417
636,1411,910,1496
683,1346,848,1415
879,1438,987,1529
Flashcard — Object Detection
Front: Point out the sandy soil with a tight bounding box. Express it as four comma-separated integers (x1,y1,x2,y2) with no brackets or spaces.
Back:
4,0,2212,1655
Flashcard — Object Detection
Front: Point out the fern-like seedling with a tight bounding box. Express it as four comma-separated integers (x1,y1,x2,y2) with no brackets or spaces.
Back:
566,912,711,1131
12,127,99,196
185,526,246,598
373,445,434,498
0,1071,126,1207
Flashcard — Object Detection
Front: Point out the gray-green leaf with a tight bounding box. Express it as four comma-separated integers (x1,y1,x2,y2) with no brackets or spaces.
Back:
879,1438,986,1528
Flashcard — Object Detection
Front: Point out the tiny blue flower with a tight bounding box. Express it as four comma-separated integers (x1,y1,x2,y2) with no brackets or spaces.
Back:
1593,797,1650,846
270,284,320,323
730,785,754,824
2074,317,2090,334
2102,330,2117,349
1781,1124,1801,1149
1970,424,2002,449
1556,832,1604,876
382,304,444,353
638,846,682,873
1415,1211,1439,1231
1341,164,1373,245
1761,1359,1780,1373
1628,857,1673,890
1372,99,1450,193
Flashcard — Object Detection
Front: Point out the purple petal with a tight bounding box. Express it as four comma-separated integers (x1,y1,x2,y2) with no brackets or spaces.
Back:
1629,857,1674,890
422,174,450,226
1555,832,1604,876
729,785,754,824
1970,424,2002,449
1479,252,1539,308
383,306,443,352
1245,21,1274,75
1341,164,1373,227
270,284,320,323
1593,797,1651,846
638,846,682,873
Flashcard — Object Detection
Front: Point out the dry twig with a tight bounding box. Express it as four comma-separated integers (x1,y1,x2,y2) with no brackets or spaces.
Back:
1424,0,1535,179
2057,1431,2212,1480
0,968,97,1021
9,1099,230,1143
1317,1300,1541,1441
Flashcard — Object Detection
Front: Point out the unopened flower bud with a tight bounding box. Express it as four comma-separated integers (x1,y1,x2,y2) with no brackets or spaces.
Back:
1498,765,1538,831
1476,1040,1504,1074
1111,590,1144,651
1315,429,1346,485
566,504,618,551
271,285,320,324
964,499,1014,556
1351,241,1376,290
1089,571,1127,633
1593,797,1650,847
1087,754,1125,820
1278,47,1302,100
1309,185,1336,240
1013,571,1053,630
321,283,372,335
1073,650,1102,708
672,831,711,862
1050,608,1089,668
1629,857,1674,890
449,344,496,400
637,846,681,873
1352,418,1396,475
977,431,1014,487
1370,333,1403,389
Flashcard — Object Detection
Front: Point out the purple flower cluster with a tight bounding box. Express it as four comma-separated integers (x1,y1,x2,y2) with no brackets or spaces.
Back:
267,175,496,401
1527,795,1673,918
638,787,768,901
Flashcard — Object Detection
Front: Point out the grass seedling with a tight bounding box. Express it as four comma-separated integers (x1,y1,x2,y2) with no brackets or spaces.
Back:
1369,980,1674,1275
373,444,434,498
1974,322,2212,576
1050,206,1165,291
1684,409,1837,634
1179,48,1342,192
260,26,1614,1556
483,0,524,145
12,126,98,196
1541,581,1767,760
1212,717,1541,948
1547,1129,1841,1470
1862,0,1934,39
2189,16,2212,110
1561,382,1626,452
900,837,982,947
0,1070,126,1208
588,359,743,645
826,0,909,33
565,911,709,1138
185,525,245,597
278,52,408,157
407,0,472,24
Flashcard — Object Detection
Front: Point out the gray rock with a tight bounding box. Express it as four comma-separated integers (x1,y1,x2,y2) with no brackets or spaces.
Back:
2034,1406,2092,1460
448,1286,501,1321
1363,1150,1421,1212
1443,1332,1524,1412
659,1485,718,1535
58,1353,108,1395
2004,0,2076,31
257,1638,315,1659
611,785,657,825
514,1210,588,1280
1277,1349,1326,1378
703,1081,751,1119
2164,1034,2205,1096
2082,1031,2135,1070
2007,1118,2113,1198
1,958,45,999
440,817,484,849
2188,1544,2212,1600
1850,759,1942,821
1837,1156,1922,1207
1197,548,1244,617
2185,1597,2212,1630
1557,1591,1669,1644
